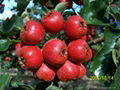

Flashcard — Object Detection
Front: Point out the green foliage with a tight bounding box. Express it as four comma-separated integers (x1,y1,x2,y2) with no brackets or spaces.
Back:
15,0,30,16
0,74,11,90
0,0,120,89
0,39,10,51
112,49,119,67
90,28,120,74
54,2,67,13
0,15,23,36
46,85,62,90
81,0,107,25
110,65,120,90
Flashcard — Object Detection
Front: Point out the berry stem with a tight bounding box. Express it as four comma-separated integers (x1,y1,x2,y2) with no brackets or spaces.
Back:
72,8,80,16
10,39,21,43
88,35,104,45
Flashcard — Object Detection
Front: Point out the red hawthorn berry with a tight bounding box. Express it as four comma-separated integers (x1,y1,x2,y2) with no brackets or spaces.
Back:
64,15,88,40
15,42,23,57
42,39,67,68
68,39,92,63
57,60,79,81
35,63,55,82
18,46,43,70
80,35,87,41
87,34,92,40
4,57,12,61
41,11,64,34
89,26,97,36
3,57,13,64
20,20,44,45
59,0,73,8
78,63,86,79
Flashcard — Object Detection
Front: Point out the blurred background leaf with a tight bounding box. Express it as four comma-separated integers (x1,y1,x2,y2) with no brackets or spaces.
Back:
0,39,10,51
0,74,11,90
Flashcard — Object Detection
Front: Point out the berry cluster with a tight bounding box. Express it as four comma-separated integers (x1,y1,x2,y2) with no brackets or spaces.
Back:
15,10,92,82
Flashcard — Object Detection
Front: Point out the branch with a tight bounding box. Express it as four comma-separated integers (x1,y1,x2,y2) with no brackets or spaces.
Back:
88,35,104,45
71,8,80,16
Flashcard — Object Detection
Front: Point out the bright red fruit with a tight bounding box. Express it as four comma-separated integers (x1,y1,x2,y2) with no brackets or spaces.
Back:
18,46,43,69
35,63,55,81
80,35,87,40
87,34,92,40
73,0,83,5
20,20,44,45
43,39,67,68
78,63,86,79
57,60,79,81
68,39,92,63
59,0,73,8
15,42,22,57
64,15,87,40
88,26,97,36
41,11,64,34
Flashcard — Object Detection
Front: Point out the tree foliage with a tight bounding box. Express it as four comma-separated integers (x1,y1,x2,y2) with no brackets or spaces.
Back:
0,0,120,89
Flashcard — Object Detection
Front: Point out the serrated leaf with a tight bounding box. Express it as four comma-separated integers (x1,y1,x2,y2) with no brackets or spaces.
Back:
0,74,11,90
109,6,120,20
90,28,120,72
48,0,54,7
110,65,120,90
0,39,10,51
0,15,23,36
46,85,62,90
81,0,108,25
15,0,29,15
112,49,119,67
54,2,66,12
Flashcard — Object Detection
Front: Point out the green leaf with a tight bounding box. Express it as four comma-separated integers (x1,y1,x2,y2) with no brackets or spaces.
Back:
112,49,119,67
0,15,23,36
0,39,10,51
110,65,120,90
46,85,62,90
54,2,66,12
0,74,11,90
81,0,108,25
15,0,29,16
48,0,55,7
108,6,120,20
90,28,120,72
35,0,45,5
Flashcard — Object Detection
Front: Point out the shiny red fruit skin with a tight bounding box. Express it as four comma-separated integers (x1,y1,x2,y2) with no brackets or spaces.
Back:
41,11,64,34
89,26,97,36
59,0,73,8
87,34,92,40
57,60,79,81
43,39,67,68
15,42,22,57
64,15,87,40
73,0,83,5
20,20,44,45
68,39,92,63
19,46,43,69
78,63,86,79
80,35,87,40
35,63,55,81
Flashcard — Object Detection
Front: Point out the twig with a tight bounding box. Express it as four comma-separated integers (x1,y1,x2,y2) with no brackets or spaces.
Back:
24,16,30,22
108,11,117,23
88,35,104,45
71,8,80,16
